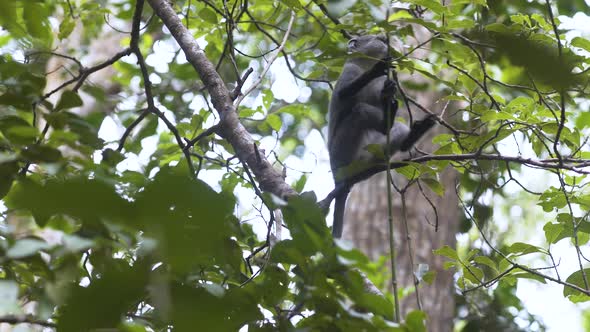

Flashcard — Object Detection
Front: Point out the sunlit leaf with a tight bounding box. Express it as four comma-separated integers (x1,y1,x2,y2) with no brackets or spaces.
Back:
564,269,590,302
0,281,20,315
55,91,83,111
6,238,50,259
433,245,459,260
198,8,218,24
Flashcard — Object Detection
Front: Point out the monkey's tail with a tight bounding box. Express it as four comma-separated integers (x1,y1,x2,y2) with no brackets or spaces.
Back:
332,189,350,238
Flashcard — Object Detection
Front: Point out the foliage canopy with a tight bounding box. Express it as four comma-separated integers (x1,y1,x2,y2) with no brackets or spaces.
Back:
1,0,590,331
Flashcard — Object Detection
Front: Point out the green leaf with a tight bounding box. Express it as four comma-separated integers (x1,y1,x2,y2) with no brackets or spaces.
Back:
58,15,76,40
422,270,436,285
433,245,459,260
409,0,446,14
485,23,511,33
256,265,289,307
280,0,303,9
281,194,331,254
510,14,532,27
335,242,370,266
492,32,580,90
6,177,133,226
506,242,546,256
572,37,590,53
0,93,32,109
59,260,150,331
0,160,19,199
405,310,427,332
365,143,385,160
388,10,413,22
462,266,484,284
55,91,83,111
20,144,62,163
6,238,51,259
335,269,394,320
0,280,20,315
198,8,218,24
266,113,282,132
509,271,547,284
5,126,38,145
293,174,307,193
443,261,456,270
101,148,125,166
544,222,565,244
538,187,568,211
421,177,444,196
447,19,475,29
23,1,51,42
474,256,498,272
531,13,551,31
0,115,36,145
167,283,262,331
0,2,20,38
119,322,148,332
62,234,94,252
134,168,239,273
564,269,590,302
262,90,274,109
270,239,306,265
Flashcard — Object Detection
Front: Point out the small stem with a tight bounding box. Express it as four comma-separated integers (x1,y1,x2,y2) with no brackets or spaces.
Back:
385,26,401,324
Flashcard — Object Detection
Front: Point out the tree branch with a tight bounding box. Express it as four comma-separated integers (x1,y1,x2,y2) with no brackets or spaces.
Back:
234,10,296,106
146,0,296,198
320,153,590,208
0,315,56,328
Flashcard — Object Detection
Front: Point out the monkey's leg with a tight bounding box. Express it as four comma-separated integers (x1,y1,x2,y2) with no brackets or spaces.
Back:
400,116,436,151
329,110,370,172
388,122,411,153
353,102,391,134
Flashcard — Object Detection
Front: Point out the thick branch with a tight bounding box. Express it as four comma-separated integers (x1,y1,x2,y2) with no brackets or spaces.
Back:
0,315,56,328
147,0,296,198
320,153,590,208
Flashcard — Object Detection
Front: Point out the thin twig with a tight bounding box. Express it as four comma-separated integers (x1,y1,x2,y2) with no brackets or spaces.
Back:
400,190,422,310
385,27,401,323
0,315,56,328
234,10,296,106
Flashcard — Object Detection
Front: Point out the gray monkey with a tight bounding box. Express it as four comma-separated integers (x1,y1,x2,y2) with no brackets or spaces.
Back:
328,34,435,238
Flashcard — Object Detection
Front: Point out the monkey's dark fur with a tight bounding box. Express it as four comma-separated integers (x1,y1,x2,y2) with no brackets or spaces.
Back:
328,35,435,238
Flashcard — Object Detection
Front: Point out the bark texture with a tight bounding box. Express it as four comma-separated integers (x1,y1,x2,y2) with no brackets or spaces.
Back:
342,63,459,332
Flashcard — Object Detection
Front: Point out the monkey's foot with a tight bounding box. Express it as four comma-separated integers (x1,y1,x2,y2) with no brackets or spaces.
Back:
381,79,398,100
400,115,437,151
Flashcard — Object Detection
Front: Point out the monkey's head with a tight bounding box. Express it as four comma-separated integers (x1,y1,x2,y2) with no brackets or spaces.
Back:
347,34,389,60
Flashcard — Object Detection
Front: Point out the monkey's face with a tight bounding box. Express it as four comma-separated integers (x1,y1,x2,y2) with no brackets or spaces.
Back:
347,34,389,60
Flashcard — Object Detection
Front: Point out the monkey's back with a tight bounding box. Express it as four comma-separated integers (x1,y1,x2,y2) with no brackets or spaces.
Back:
328,61,388,175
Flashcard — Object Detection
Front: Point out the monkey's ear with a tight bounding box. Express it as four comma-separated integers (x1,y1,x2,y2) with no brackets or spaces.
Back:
348,38,358,51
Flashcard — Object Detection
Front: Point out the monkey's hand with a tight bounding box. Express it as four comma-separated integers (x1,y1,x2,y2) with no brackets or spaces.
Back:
381,79,397,100
381,79,399,131
368,57,392,78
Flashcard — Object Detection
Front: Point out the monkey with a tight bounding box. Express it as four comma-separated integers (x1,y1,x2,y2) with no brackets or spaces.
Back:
328,34,436,238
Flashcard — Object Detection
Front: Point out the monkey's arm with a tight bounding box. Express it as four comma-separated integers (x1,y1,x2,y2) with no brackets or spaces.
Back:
337,60,389,98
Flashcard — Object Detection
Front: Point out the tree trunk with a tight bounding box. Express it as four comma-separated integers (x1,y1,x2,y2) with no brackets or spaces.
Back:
342,103,459,332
